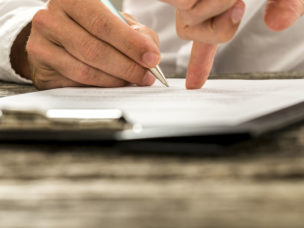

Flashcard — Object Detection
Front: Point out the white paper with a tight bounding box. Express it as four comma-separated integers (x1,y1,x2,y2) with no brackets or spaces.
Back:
0,79,303,127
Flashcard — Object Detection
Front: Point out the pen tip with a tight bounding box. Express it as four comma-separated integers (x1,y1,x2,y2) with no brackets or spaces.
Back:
150,66,169,87
160,75,169,87
160,76,169,87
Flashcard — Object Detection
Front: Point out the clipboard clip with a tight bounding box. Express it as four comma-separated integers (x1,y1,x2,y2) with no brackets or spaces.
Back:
0,108,132,131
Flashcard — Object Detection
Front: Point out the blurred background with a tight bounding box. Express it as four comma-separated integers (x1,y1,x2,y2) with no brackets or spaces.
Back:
112,0,122,10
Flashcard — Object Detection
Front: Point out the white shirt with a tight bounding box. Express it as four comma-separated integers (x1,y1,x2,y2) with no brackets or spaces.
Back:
124,0,304,75
1,0,304,83
0,0,45,83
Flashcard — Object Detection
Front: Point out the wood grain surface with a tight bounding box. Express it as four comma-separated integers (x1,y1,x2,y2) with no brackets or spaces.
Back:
0,76,303,228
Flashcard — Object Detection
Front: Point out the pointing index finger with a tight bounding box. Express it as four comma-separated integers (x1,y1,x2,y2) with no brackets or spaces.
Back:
186,42,217,89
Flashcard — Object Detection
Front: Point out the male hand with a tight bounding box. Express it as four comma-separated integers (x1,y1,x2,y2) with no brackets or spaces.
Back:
12,0,160,89
160,0,246,89
265,0,304,31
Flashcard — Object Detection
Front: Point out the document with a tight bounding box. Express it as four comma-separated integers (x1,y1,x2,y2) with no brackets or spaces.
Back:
0,79,303,128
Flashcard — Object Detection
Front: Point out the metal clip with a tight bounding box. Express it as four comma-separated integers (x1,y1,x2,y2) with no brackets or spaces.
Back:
0,108,131,131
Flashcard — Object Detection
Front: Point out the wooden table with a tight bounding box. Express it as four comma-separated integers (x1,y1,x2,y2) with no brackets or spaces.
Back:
0,76,304,228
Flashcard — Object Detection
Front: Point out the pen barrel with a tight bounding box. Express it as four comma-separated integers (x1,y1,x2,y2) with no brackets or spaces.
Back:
100,0,168,87
101,0,127,23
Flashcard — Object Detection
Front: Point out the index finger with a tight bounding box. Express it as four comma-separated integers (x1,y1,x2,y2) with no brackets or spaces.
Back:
49,0,160,68
186,42,217,89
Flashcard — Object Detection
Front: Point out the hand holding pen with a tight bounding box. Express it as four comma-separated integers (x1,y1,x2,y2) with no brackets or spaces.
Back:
21,0,162,89
101,0,168,87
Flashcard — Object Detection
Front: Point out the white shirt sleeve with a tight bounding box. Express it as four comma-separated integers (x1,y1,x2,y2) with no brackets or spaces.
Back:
0,0,46,84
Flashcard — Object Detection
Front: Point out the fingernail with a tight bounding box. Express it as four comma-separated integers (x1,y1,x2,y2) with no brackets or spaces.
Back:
142,52,160,67
231,1,245,24
141,71,156,86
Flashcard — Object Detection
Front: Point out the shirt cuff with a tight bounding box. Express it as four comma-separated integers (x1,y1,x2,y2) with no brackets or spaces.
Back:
0,5,45,84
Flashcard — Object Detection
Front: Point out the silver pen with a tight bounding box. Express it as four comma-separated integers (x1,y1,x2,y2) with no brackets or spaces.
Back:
101,0,169,87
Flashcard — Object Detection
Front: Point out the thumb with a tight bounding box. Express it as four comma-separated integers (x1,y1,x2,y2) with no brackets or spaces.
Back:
186,42,218,89
265,0,304,31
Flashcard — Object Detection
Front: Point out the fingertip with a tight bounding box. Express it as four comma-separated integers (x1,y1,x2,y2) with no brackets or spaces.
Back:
130,25,161,68
142,52,161,68
264,12,290,31
186,83,203,90
186,42,216,90
231,0,246,25
185,73,206,90
139,71,156,86
264,3,299,31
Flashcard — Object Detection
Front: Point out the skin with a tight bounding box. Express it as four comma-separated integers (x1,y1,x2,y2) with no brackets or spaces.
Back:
10,0,304,90
11,0,160,89
161,0,304,89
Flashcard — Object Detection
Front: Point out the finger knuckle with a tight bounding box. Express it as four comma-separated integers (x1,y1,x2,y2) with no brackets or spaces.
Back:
35,81,49,90
79,39,100,63
77,65,96,83
26,38,40,58
32,9,49,29
216,27,236,43
206,20,233,43
25,39,34,55
90,16,112,37
33,74,53,90
178,10,196,26
176,26,190,40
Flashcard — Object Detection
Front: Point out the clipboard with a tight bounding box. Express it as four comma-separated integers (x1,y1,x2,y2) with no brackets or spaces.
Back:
0,101,303,143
